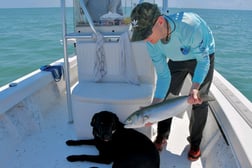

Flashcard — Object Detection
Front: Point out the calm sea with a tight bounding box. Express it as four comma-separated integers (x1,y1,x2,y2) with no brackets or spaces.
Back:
0,7,251,102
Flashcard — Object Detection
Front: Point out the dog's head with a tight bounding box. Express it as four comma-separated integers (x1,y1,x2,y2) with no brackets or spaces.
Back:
91,111,120,142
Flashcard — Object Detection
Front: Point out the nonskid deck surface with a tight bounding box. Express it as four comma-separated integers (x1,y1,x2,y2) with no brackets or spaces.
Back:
5,101,203,168
161,115,203,168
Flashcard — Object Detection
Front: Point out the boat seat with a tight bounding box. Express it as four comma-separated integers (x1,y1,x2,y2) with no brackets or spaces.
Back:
71,39,156,139
72,82,154,104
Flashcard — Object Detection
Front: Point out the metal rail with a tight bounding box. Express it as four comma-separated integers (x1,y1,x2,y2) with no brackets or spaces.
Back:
65,33,122,39
61,0,73,123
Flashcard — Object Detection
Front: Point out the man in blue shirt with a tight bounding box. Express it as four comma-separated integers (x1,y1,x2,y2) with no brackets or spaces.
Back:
130,2,215,161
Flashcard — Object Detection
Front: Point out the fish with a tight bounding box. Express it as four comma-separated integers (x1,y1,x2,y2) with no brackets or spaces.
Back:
124,95,214,128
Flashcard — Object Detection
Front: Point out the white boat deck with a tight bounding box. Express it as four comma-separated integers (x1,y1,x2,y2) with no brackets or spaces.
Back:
2,1,252,167
160,116,203,168
4,97,204,168
1,56,248,168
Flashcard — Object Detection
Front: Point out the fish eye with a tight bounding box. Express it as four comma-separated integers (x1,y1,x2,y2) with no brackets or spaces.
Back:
143,115,149,121
125,119,132,124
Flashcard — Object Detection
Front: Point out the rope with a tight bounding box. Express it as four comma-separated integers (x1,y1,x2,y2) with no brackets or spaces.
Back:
93,32,107,82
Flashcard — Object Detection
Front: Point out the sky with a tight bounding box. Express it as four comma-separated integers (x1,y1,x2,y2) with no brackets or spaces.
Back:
0,0,251,10
0,0,73,8
169,0,252,10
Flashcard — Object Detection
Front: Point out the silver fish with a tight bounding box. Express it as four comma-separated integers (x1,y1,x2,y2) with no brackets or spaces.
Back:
124,95,214,128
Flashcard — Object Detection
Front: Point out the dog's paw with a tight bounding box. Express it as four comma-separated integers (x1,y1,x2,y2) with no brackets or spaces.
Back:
66,140,76,146
66,155,81,162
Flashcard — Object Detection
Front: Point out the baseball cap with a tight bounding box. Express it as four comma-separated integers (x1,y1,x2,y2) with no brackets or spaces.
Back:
130,2,161,41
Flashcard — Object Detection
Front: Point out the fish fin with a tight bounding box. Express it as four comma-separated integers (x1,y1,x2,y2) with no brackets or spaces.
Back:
199,94,215,102
198,86,216,102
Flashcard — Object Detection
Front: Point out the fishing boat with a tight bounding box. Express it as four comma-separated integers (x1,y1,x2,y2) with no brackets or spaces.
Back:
1,0,252,167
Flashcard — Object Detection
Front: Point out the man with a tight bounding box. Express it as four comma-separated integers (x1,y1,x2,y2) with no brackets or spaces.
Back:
130,2,215,161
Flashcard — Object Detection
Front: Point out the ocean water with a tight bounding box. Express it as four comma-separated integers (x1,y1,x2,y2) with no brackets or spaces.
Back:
0,7,74,86
0,7,251,102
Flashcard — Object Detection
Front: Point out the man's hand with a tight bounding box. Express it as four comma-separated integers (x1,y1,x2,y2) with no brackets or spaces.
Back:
188,89,202,104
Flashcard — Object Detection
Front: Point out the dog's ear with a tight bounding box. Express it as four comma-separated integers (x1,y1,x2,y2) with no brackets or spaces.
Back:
91,113,99,127
112,113,120,129
112,113,119,123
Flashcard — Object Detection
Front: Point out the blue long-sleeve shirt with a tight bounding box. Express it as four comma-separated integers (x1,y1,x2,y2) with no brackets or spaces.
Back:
146,12,215,98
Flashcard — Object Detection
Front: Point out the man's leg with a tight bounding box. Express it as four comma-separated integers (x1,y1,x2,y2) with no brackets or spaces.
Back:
188,54,215,161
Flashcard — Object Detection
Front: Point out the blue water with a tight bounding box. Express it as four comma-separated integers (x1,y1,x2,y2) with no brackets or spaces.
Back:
0,7,251,102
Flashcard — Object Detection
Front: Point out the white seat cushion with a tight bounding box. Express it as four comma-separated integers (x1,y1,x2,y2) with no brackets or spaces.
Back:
72,82,154,105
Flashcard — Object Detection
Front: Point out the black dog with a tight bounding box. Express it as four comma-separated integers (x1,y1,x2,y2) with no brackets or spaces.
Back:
66,111,160,168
